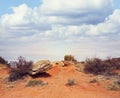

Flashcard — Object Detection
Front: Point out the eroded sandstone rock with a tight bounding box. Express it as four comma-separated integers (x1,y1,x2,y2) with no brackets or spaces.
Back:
29,60,52,75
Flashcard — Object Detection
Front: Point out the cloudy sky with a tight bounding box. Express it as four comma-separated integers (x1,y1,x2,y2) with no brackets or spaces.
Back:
0,0,120,61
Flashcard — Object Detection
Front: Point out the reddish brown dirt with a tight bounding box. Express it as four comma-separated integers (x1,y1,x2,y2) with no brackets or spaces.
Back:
0,64,120,98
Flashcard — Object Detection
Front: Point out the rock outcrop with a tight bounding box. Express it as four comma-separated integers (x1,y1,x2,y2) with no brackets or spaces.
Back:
29,60,52,75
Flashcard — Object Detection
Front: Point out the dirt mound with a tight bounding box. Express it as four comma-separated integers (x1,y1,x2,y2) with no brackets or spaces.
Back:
0,64,120,98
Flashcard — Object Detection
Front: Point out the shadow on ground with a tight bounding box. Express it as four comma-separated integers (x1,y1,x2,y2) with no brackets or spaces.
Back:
30,72,51,78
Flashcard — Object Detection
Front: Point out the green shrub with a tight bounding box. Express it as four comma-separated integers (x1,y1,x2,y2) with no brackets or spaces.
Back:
64,55,76,62
8,56,33,82
26,79,47,87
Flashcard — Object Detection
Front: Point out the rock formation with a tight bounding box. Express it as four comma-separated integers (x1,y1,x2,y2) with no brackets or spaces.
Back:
29,60,52,75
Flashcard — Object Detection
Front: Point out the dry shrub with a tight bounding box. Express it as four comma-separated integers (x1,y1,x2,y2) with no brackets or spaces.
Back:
108,85,120,91
63,55,77,66
105,57,120,70
0,56,8,64
108,81,120,91
84,58,110,75
64,55,77,62
84,57,120,75
26,79,47,87
8,56,33,82
66,79,76,86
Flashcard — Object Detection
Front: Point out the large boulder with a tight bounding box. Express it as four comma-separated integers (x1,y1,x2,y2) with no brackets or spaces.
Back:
29,60,52,75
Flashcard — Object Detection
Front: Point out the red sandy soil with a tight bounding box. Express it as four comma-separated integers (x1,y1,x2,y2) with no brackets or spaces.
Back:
0,64,120,98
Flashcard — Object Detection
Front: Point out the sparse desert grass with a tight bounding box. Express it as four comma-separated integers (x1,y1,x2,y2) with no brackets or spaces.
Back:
108,82,120,91
6,84,14,89
75,62,85,72
8,56,33,82
66,79,76,86
26,79,47,87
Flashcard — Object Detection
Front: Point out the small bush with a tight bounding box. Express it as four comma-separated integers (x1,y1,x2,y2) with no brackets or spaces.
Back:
8,56,33,82
26,79,47,87
108,83,120,91
108,85,119,91
0,56,8,64
64,55,77,62
66,79,76,86
9,68,23,82
84,58,110,75
84,57,120,75
105,57,120,70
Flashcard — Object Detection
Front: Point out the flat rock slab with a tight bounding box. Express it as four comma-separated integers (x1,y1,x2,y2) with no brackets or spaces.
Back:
29,60,52,75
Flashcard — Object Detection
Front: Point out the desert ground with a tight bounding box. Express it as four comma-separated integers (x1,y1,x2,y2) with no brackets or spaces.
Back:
0,62,120,98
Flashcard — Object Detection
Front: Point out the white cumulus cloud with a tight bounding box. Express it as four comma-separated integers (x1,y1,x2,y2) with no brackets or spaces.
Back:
40,0,113,24
0,0,120,61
